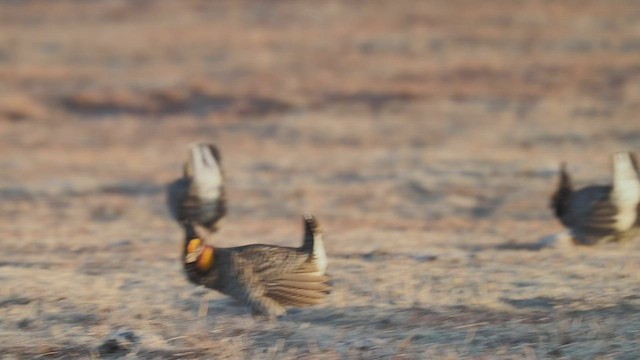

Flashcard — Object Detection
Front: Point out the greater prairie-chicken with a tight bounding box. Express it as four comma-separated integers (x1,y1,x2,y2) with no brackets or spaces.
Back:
182,215,330,318
551,152,640,245
168,143,226,235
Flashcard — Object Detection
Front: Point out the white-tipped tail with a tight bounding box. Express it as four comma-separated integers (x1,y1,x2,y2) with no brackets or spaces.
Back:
313,231,328,275
302,214,328,275
189,143,223,201
611,152,640,230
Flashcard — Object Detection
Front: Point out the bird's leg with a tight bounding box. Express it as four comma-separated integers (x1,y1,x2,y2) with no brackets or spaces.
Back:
198,293,210,321
250,309,280,323
247,297,286,321
537,231,573,248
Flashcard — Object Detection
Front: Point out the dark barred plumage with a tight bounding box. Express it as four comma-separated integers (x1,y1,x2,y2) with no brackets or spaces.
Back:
551,152,640,245
167,143,226,234
183,215,330,318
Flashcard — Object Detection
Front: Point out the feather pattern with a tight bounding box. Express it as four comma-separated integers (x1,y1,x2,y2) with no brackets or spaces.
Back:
550,152,640,245
167,143,226,233
182,215,330,318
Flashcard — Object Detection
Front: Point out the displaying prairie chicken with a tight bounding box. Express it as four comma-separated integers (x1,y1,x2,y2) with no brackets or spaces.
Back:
182,215,330,318
167,143,226,235
551,152,640,245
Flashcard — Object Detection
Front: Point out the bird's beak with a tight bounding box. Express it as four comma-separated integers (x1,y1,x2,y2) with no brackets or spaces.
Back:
185,251,200,264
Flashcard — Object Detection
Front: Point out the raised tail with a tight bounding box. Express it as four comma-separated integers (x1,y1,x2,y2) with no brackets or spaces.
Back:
301,214,320,252
187,143,225,202
300,214,327,275
551,162,572,221
611,152,640,229
181,143,227,231
261,215,330,309
612,152,640,199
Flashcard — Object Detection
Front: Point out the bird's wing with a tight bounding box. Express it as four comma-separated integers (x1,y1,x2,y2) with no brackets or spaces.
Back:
222,253,286,317
235,246,309,278
570,187,623,244
167,177,190,222
264,271,331,307
233,247,330,309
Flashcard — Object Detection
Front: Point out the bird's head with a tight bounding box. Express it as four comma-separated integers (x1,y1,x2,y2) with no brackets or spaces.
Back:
184,235,215,271
184,223,214,271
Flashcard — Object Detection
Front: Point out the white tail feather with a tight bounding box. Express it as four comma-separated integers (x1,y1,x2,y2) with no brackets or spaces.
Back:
190,143,223,201
313,232,328,275
612,152,640,230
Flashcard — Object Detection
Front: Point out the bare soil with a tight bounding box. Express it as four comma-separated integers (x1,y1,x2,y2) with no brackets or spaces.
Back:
1,1,640,359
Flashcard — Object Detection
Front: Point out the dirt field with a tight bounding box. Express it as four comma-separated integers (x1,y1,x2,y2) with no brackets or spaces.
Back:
1,1,640,359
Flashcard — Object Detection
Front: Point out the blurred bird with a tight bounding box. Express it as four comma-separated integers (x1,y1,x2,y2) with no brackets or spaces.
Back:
167,143,226,237
551,152,640,245
182,215,330,318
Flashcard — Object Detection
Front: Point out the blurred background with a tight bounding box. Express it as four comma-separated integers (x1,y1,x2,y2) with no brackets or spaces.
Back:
1,1,640,358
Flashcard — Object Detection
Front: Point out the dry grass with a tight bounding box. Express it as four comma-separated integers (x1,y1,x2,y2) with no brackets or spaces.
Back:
1,1,640,359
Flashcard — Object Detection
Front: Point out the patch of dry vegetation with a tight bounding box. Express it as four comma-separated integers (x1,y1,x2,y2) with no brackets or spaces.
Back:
1,1,640,359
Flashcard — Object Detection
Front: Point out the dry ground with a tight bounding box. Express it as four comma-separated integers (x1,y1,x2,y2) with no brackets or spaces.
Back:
1,1,640,359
